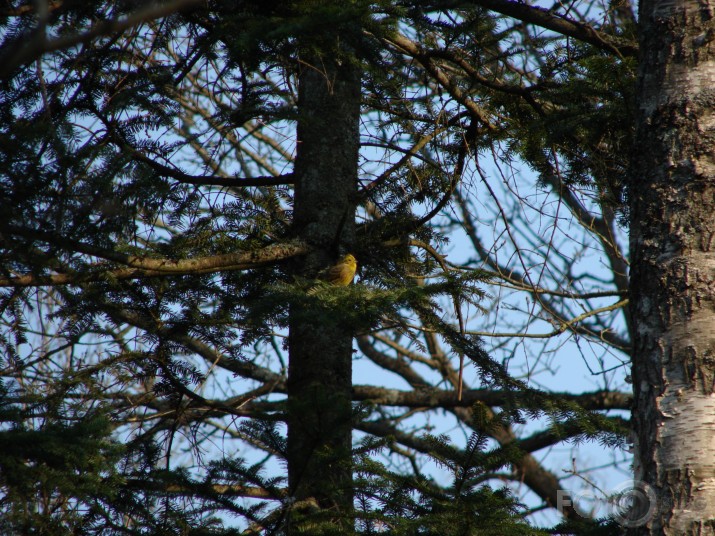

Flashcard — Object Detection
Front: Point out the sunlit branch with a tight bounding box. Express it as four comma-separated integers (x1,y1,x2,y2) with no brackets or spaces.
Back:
0,226,308,287
353,385,631,410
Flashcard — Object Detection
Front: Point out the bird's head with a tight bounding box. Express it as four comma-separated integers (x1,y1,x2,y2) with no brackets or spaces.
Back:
342,254,357,268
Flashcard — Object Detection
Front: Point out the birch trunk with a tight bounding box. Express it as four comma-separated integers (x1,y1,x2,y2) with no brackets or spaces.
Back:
631,0,715,531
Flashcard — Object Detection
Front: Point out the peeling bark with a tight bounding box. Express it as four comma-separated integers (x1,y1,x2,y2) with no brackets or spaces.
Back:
631,0,715,531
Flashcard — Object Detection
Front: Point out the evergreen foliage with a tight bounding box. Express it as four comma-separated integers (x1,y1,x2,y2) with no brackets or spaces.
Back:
0,0,635,533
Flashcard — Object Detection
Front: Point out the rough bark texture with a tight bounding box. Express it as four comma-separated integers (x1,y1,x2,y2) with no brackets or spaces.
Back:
631,0,715,532
286,53,360,529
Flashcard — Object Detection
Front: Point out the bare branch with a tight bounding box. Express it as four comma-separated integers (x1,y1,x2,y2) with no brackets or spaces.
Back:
0,0,204,79
469,0,637,57
352,385,631,410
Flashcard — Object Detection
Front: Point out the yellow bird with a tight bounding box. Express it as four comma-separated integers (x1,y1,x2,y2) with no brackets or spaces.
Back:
318,253,357,286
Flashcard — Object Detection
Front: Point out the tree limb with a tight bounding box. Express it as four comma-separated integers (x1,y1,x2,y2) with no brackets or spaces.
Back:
0,226,308,287
469,0,637,57
0,0,204,79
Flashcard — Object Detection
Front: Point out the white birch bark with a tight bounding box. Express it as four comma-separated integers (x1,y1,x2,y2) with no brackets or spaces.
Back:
632,0,715,531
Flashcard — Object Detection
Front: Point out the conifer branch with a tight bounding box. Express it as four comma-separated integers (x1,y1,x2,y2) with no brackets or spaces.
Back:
0,227,309,287
0,0,205,79
108,308,286,387
468,0,637,57
352,385,631,410
129,145,295,187
516,416,629,453
125,478,286,499
384,33,497,131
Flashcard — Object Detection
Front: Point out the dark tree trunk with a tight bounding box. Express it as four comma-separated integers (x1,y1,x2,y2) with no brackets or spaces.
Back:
630,0,715,532
286,51,360,531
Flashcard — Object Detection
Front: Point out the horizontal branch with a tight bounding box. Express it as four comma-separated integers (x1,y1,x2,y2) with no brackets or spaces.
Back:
131,148,295,187
125,478,285,500
516,415,629,453
352,385,631,410
469,0,637,57
0,230,309,287
42,384,630,415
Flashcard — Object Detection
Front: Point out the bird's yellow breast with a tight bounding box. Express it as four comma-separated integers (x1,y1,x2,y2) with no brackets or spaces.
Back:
320,254,357,286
